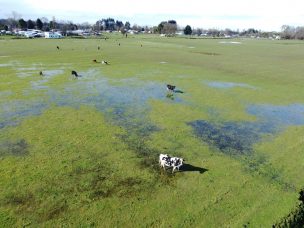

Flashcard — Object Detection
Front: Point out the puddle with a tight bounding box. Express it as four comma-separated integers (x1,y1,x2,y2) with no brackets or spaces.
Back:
188,46,195,49
189,120,273,155
219,41,242,44
160,61,167,64
17,65,65,78
42,69,64,77
31,69,65,90
205,81,256,89
0,100,48,129
247,104,304,126
0,63,15,67
0,91,13,97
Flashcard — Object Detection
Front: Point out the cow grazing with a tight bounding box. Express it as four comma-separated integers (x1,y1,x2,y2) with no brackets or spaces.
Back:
71,70,80,78
159,154,184,173
56,46,60,50
101,60,109,65
166,84,176,92
159,154,168,167
98,46,100,50
39,71,43,76
93,59,99,63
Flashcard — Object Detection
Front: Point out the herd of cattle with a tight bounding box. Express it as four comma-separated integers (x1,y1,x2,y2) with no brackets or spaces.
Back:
49,46,184,173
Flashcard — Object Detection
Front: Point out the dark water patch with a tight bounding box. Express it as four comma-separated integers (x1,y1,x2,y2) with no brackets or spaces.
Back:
190,104,304,155
0,139,29,157
205,81,256,89
188,120,274,155
247,104,304,126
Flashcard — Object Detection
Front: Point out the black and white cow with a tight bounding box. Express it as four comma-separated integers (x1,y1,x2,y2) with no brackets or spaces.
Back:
166,84,176,92
159,154,184,173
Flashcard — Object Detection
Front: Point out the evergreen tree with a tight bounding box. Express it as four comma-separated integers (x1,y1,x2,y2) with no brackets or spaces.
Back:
27,20,35,29
36,18,43,30
18,18,27,29
184,25,192,35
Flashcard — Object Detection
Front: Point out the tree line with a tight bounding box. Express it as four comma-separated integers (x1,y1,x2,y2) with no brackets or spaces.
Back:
0,12,304,39
281,25,304,40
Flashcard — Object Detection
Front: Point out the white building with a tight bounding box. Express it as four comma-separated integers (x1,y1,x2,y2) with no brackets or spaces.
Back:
44,32,63,39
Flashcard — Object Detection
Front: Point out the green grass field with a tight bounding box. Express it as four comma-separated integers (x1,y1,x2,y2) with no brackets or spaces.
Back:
1,34,304,227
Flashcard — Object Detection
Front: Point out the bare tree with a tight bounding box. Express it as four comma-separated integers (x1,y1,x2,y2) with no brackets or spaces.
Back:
281,25,296,39
295,27,304,40
50,16,56,30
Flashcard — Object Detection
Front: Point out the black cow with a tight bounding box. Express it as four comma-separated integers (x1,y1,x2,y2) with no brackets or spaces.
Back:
71,70,80,78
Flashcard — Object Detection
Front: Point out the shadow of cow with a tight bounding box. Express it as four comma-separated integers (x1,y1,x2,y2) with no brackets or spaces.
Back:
179,163,208,174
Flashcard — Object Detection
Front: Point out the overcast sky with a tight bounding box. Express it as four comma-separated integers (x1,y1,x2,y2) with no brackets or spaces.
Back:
1,0,304,31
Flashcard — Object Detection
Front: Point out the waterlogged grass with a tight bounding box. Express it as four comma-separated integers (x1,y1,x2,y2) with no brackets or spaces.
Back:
1,36,304,226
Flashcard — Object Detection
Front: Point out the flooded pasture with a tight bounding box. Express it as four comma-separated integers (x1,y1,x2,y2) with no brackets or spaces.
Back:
189,103,304,155
0,67,183,135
